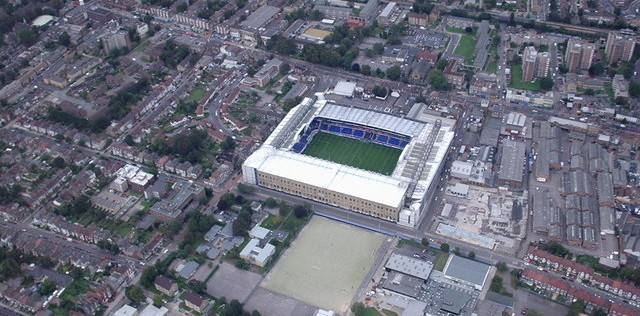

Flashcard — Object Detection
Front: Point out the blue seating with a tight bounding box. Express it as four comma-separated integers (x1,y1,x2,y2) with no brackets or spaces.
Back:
293,143,304,152
329,125,340,132
400,140,409,147
389,138,400,145
354,130,364,137
377,135,388,142
342,127,352,135
321,124,329,131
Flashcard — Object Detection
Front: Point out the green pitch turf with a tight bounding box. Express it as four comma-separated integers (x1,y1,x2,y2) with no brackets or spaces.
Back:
302,132,402,175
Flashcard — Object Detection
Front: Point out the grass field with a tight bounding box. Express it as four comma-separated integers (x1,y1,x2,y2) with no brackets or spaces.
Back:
262,216,385,312
302,132,401,175
508,63,542,91
485,60,497,73
454,35,476,63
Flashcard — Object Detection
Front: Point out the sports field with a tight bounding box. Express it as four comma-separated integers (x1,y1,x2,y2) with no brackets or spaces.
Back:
302,132,401,175
262,216,385,312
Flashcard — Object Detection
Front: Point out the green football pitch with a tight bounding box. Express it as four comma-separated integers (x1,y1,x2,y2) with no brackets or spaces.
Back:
302,132,402,175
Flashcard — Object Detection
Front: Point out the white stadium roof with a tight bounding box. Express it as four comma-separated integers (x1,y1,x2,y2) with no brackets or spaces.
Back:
318,103,425,137
243,147,408,208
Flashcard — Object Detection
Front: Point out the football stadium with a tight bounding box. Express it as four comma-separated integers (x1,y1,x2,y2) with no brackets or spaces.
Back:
242,94,455,226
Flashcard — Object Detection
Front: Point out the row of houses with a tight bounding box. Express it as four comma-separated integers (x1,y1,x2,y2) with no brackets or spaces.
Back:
19,119,110,151
0,226,135,276
521,269,639,316
526,247,640,304
31,212,114,244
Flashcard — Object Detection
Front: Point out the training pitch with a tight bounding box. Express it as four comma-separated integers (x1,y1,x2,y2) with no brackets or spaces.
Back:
302,132,402,175
262,216,385,312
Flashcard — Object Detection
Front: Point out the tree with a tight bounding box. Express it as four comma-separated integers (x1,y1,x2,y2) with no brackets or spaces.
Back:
361,64,371,76
468,251,475,259
126,285,145,303
139,267,158,288
57,32,71,47
592,309,607,316
630,81,640,97
539,77,554,91
453,247,461,255
293,204,309,218
279,63,291,76
428,70,451,91
38,279,57,296
18,28,38,47
51,157,66,169
124,134,135,146
223,299,244,316
496,261,508,273
0,258,21,280
265,198,277,208
153,294,164,307
386,65,401,81
421,238,429,247
440,243,450,252
351,302,365,316
589,62,605,76
567,299,585,316
436,59,448,71
372,86,388,98
233,217,250,236
235,259,249,270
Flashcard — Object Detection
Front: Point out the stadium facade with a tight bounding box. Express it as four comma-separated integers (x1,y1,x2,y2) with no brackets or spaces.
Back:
242,94,455,227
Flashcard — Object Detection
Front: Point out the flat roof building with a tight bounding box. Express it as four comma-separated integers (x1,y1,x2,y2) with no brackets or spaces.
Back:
384,253,434,280
497,139,526,186
241,6,280,30
240,238,276,267
443,255,491,291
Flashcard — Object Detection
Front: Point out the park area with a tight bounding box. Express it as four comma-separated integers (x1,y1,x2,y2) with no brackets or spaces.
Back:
262,216,385,312
302,132,401,175
454,35,476,63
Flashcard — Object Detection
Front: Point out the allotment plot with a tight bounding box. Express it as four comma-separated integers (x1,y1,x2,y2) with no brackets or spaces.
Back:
262,216,384,312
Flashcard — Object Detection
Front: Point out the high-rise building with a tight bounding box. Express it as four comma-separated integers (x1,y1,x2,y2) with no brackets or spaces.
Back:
522,46,550,82
605,30,636,65
565,38,595,72
101,31,131,53
535,51,550,78
523,46,538,82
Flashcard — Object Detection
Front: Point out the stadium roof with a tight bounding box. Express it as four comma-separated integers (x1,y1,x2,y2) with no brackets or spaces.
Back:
385,253,434,280
443,255,491,289
318,102,425,137
243,147,408,208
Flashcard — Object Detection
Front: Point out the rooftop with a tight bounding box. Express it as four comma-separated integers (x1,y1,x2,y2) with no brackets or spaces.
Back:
385,253,434,280
241,5,280,29
443,255,491,288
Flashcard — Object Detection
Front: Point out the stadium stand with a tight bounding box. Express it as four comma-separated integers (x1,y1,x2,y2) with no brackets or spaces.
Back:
290,117,413,153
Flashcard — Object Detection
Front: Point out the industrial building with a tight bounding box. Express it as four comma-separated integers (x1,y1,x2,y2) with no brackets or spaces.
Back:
443,255,491,291
242,95,454,227
497,139,526,187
